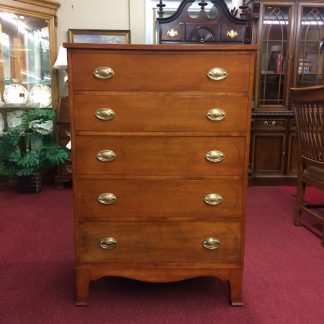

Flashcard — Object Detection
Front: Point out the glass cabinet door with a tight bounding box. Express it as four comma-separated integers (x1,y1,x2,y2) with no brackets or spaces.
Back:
295,4,324,87
256,3,295,110
0,7,57,109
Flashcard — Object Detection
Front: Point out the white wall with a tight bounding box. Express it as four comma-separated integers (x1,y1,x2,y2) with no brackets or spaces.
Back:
56,0,146,45
130,0,146,44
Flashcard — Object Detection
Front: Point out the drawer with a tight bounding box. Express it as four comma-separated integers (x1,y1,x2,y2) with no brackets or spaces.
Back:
74,135,245,176
78,221,241,265
73,94,249,133
70,52,251,92
75,179,243,220
254,119,286,130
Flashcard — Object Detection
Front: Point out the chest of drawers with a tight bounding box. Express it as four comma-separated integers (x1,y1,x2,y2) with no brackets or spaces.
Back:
66,44,257,306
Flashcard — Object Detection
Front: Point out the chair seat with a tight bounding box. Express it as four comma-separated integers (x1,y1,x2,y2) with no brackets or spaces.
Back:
303,165,324,184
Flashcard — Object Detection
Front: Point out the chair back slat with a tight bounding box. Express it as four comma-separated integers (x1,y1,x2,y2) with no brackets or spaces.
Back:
291,86,324,165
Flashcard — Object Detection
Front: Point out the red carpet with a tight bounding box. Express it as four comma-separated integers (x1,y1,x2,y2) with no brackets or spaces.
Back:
0,186,324,323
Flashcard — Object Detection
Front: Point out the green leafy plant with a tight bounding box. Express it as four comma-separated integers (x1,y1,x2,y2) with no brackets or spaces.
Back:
0,109,70,177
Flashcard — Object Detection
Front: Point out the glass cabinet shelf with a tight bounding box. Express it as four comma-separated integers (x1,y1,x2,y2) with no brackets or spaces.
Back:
0,1,60,111
262,40,288,42
299,41,323,44
0,104,52,109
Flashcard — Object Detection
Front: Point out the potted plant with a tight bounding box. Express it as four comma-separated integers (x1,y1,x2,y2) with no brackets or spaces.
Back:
0,109,70,193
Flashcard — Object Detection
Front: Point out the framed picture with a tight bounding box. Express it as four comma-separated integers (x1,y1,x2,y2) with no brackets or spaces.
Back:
68,29,130,44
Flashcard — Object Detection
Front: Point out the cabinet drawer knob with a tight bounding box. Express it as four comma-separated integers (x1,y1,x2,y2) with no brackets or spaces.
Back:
97,150,116,162
226,29,238,39
203,237,220,249
95,108,115,121
204,193,223,206
264,120,276,127
207,67,228,81
206,150,225,163
97,193,117,205
99,237,117,249
206,108,226,121
93,67,114,79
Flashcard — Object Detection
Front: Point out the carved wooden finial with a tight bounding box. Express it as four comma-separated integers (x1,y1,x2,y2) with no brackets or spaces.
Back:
240,0,253,20
198,1,208,11
157,0,166,18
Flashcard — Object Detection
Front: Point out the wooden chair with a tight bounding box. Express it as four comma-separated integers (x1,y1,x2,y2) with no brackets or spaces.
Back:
290,85,324,246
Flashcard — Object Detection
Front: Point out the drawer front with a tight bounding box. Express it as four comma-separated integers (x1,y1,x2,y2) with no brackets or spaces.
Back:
75,136,245,176
70,52,251,92
73,94,248,133
75,179,243,220
79,221,241,264
254,119,286,131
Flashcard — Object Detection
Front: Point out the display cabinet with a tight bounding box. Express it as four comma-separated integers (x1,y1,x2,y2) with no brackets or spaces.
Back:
250,0,324,185
0,0,60,135
55,96,72,187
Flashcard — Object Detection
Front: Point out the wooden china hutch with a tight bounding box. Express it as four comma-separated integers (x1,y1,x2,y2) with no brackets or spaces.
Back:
0,0,60,122
0,0,60,187
250,0,324,184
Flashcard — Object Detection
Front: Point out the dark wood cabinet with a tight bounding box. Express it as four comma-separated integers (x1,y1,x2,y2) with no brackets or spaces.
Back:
252,132,286,174
287,132,299,175
55,97,72,187
249,0,324,185
250,111,297,184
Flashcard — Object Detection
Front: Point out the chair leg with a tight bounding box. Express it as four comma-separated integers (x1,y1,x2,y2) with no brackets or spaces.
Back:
294,181,305,226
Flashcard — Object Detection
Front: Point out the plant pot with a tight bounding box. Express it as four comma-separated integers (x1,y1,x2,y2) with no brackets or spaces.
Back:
16,173,42,194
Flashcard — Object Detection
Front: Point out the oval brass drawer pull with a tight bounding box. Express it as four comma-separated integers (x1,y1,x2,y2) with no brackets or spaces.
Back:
204,193,223,206
99,237,117,249
97,150,116,162
206,108,226,121
207,67,228,81
206,150,225,163
203,237,220,249
93,67,114,79
97,193,117,205
95,108,115,121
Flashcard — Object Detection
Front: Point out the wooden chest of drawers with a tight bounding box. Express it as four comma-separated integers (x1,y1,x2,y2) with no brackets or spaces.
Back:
66,44,257,306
